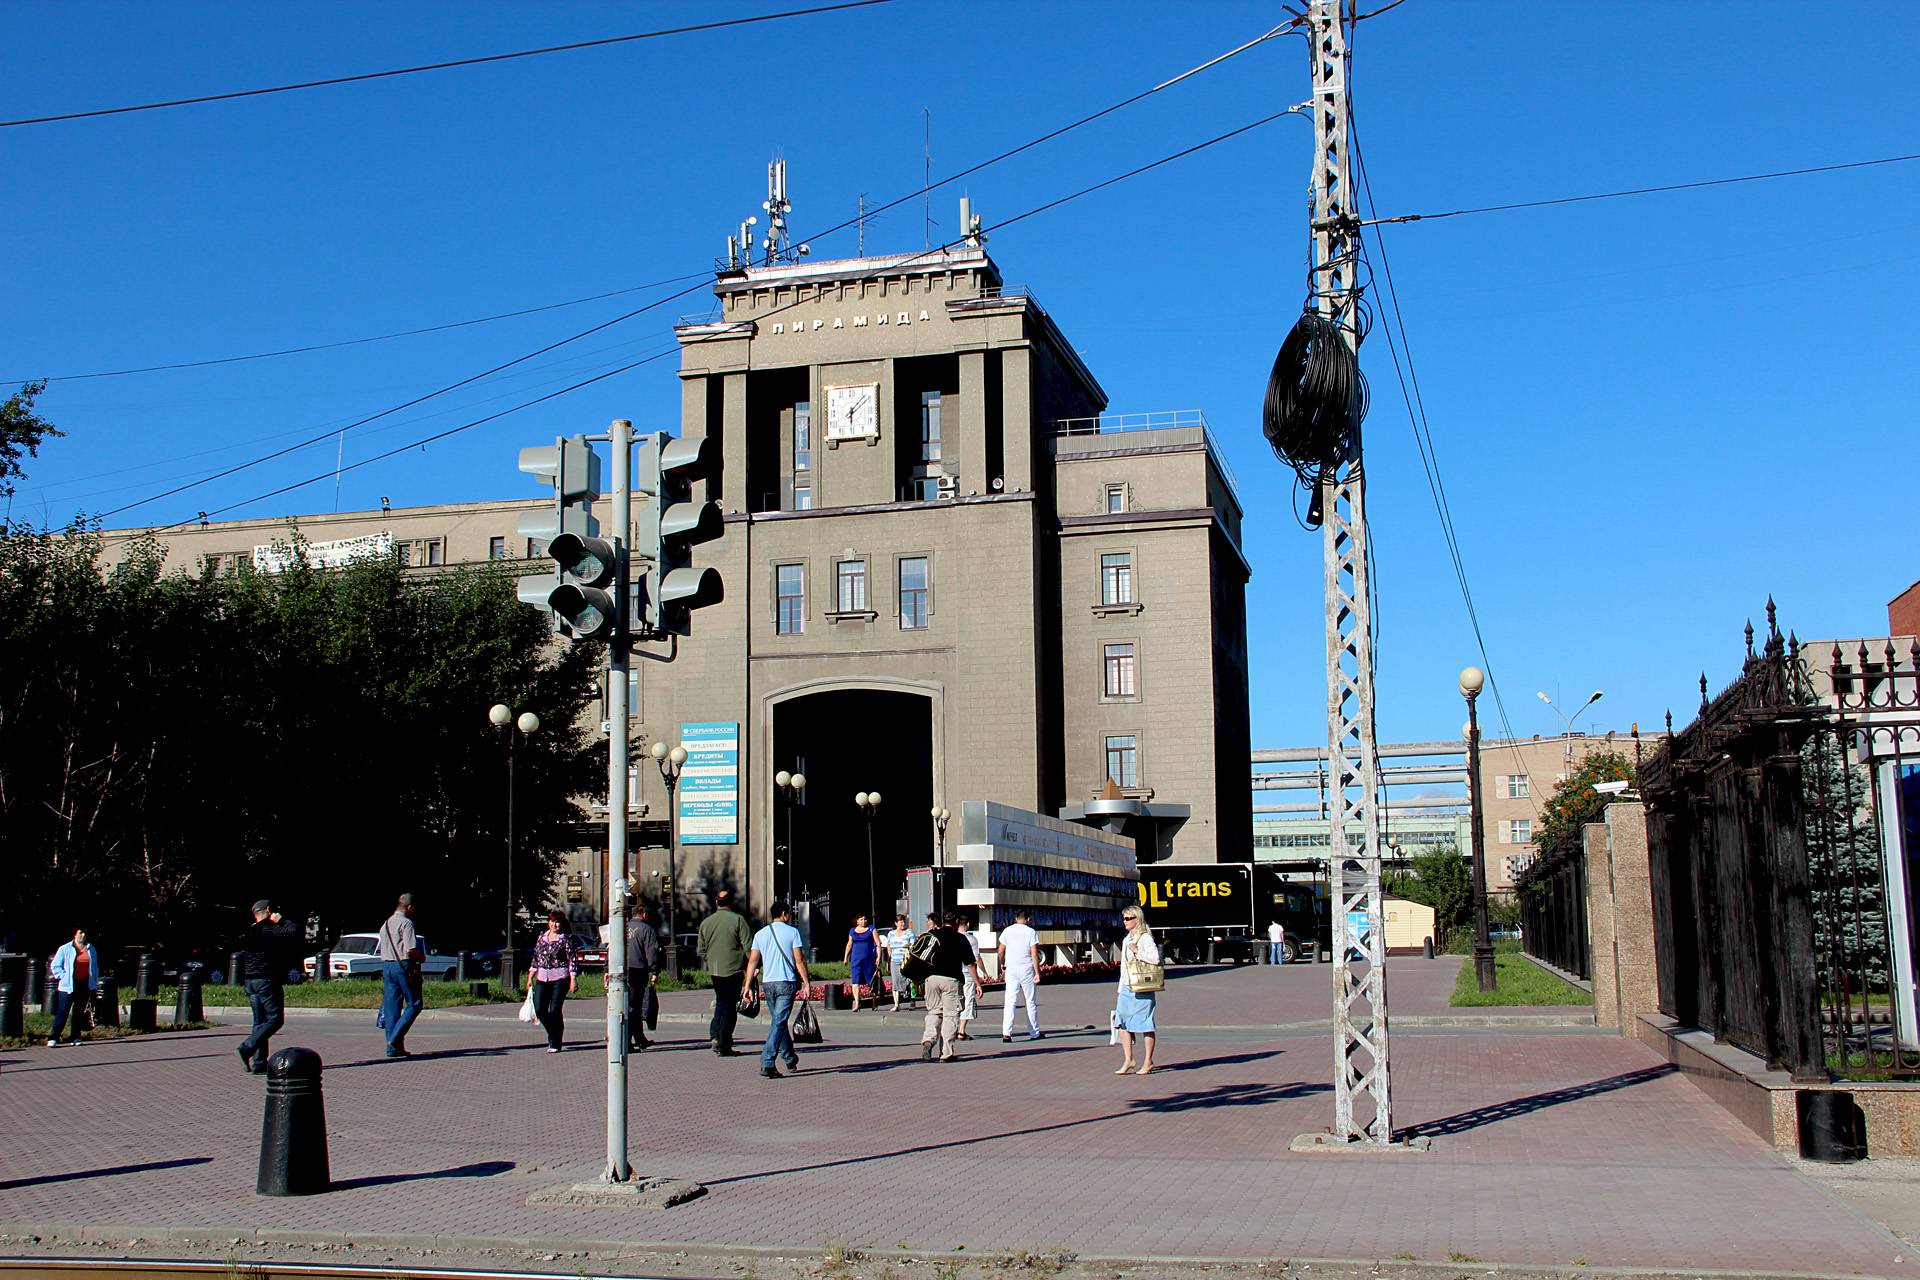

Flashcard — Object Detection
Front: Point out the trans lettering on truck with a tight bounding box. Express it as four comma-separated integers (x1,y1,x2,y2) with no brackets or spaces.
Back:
1138,879,1236,908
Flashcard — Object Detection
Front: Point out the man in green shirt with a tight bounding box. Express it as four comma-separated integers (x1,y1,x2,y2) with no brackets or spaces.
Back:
697,889,755,1056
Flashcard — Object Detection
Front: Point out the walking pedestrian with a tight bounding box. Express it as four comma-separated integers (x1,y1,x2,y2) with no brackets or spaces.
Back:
998,907,1043,1042
917,911,983,1063
844,913,879,1011
1267,919,1287,965
956,913,983,1040
46,927,100,1047
741,899,810,1078
236,900,300,1073
626,901,662,1051
529,910,579,1052
377,893,425,1059
697,889,754,1056
1113,904,1161,1075
883,914,916,1011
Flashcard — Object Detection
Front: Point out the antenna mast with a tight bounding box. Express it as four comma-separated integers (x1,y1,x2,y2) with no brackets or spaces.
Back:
1309,0,1392,1146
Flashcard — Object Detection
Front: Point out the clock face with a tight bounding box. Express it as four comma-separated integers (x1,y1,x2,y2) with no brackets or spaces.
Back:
826,383,879,440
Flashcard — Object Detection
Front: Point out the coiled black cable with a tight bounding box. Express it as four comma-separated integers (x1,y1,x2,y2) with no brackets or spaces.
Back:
1263,310,1368,524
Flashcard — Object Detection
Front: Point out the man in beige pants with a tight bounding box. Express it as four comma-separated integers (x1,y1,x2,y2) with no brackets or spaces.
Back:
917,912,983,1062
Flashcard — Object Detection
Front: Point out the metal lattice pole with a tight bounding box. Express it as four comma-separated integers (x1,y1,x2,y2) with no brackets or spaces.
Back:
1308,0,1392,1145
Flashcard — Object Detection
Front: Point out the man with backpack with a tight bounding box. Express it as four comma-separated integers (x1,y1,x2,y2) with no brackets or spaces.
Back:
905,911,983,1063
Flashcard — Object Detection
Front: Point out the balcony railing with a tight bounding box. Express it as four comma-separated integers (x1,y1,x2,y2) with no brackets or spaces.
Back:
1051,410,1239,500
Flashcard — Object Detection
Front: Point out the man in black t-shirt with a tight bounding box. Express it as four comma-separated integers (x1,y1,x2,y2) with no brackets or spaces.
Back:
918,911,984,1063
236,900,301,1074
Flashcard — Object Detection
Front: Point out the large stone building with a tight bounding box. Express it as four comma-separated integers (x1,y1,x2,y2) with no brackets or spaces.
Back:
104,241,1253,926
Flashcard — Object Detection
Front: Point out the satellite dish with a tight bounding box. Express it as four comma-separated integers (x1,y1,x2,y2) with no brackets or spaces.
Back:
798,244,810,256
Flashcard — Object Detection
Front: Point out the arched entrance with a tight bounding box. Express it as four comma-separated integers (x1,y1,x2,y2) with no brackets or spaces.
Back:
772,688,934,938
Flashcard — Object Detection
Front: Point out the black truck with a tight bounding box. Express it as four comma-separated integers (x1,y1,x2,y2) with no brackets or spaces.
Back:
1136,862,1330,964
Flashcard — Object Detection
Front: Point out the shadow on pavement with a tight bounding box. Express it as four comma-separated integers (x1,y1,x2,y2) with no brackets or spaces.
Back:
1409,1062,1677,1136
328,1044,544,1070
331,1160,516,1190
705,1079,1329,1184
0,1051,229,1074
0,1157,214,1190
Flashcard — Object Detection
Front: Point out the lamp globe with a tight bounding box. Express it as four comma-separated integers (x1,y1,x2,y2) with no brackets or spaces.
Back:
489,704,512,727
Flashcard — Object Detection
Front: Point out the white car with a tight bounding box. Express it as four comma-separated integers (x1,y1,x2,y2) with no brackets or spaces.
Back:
302,933,460,981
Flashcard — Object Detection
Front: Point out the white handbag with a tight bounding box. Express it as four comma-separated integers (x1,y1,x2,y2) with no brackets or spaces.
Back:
517,987,537,1023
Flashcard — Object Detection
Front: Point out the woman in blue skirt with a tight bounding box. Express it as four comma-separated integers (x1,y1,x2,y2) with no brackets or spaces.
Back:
1114,904,1161,1074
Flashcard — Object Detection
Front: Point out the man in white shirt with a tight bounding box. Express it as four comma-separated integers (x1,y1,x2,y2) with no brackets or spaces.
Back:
1267,919,1287,965
997,908,1043,1042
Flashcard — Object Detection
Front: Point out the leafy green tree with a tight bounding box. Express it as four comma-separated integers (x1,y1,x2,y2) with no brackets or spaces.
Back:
0,380,62,500
0,522,602,961
1534,749,1636,854
1387,841,1472,936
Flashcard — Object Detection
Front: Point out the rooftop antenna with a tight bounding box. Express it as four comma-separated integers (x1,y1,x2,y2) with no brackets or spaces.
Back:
858,193,868,257
760,157,808,266
923,109,932,250
959,195,986,248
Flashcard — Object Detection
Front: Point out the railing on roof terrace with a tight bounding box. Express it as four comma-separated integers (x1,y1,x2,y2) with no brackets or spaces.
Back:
972,284,1041,309
1050,410,1240,500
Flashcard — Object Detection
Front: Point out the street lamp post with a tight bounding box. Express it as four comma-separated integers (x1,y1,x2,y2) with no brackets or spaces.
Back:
488,703,541,993
856,791,883,919
1537,687,1605,783
930,806,951,915
650,741,688,978
1458,668,1496,993
774,770,807,905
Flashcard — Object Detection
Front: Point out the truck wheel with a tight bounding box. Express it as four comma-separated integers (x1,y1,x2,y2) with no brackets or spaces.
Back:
1282,940,1300,965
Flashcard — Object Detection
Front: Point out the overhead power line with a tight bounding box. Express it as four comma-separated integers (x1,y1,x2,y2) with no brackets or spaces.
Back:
1369,152,1920,225
116,103,1305,537
0,1,900,129
15,273,712,383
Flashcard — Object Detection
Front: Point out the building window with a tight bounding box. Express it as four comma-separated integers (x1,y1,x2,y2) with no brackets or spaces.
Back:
1502,819,1532,844
1504,774,1530,799
835,559,867,612
913,477,941,501
425,539,444,567
899,557,929,629
1105,735,1139,789
1103,643,1137,697
396,542,412,567
489,536,507,561
1106,484,1126,514
920,391,942,462
793,485,812,510
526,537,540,559
794,401,811,473
1101,552,1133,604
776,564,805,635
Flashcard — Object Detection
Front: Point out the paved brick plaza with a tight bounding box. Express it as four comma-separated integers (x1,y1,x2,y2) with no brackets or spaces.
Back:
0,961,1908,1276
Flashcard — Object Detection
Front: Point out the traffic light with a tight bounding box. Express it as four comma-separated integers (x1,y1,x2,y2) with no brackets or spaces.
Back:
518,435,621,639
637,432,723,636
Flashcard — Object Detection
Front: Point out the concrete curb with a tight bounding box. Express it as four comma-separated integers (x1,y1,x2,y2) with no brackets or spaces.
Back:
0,1224,1904,1280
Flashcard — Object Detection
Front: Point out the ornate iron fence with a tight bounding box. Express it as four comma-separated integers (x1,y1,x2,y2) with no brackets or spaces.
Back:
1518,827,1589,980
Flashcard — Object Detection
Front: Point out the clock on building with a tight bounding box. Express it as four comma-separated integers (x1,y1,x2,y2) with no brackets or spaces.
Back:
826,383,879,441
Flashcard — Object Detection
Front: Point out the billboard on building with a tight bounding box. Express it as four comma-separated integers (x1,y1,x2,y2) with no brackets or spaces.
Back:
953,801,1138,943
252,531,392,573
678,721,739,844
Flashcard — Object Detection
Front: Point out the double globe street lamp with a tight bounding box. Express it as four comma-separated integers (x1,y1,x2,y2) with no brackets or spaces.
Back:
650,740,688,978
930,806,952,915
1457,668,1497,993
488,703,540,992
774,770,807,904
855,791,883,922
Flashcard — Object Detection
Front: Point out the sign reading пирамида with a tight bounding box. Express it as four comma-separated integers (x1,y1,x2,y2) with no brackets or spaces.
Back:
678,721,739,844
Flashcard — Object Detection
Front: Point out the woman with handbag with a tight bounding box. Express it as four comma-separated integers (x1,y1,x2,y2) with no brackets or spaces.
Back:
528,910,579,1053
1114,905,1162,1075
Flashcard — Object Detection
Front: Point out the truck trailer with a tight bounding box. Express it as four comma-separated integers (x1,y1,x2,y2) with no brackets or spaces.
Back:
1136,862,1330,963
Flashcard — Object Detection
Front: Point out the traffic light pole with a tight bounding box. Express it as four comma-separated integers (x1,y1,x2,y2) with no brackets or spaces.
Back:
604,417,632,1185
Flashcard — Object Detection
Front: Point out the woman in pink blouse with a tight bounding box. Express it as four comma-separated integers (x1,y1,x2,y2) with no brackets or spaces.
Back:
529,910,580,1052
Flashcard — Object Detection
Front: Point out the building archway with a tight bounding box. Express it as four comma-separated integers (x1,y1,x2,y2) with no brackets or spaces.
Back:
771,688,934,940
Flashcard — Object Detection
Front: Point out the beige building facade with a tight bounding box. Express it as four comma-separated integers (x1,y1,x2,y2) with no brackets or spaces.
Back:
104,245,1253,926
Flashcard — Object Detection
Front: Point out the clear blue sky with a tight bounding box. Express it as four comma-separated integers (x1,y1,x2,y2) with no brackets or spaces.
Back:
4,1,1916,755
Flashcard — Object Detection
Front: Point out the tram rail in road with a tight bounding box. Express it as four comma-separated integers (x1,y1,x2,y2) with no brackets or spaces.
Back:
0,1261,691,1280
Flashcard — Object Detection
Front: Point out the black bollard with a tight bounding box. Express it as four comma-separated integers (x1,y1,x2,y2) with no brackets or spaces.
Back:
42,969,58,1012
25,959,46,1010
0,981,22,1039
457,950,474,982
313,949,330,983
129,998,157,1032
95,979,121,1027
1314,939,1327,963
257,1047,330,1195
175,971,204,1025
1799,1090,1865,1162
228,952,245,987
137,952,161,998
1422,936,1435,959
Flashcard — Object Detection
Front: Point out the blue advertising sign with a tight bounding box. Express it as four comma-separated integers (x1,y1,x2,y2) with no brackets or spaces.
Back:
678,721,739,845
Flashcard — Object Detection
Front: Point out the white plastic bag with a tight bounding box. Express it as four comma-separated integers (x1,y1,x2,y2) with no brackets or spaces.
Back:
518,987,537,1023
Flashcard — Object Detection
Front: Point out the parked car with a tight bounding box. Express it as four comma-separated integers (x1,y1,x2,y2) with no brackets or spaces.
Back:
570,932,608,972
302,933,460,981
112,947,235,987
